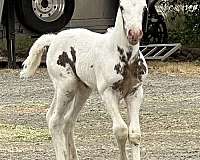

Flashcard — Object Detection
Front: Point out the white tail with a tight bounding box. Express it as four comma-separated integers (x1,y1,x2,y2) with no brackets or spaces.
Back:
20,34,55,78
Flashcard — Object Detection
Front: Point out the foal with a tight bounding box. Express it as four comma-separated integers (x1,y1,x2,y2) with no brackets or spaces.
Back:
20,0,148,159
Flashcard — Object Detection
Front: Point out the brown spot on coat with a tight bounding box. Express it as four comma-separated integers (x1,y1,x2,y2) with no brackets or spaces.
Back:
117,46,130,64
57,47,78,78
120,55,127,64
117,46,124,55
114,63,121,74
70,47,76,63
57,52,68,67
132,52,147,80
126,46,133,61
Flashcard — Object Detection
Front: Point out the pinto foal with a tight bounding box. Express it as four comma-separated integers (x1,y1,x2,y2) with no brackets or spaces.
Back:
20,0,148,159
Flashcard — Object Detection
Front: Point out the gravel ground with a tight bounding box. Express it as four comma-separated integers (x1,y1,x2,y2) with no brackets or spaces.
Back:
0,67,200,160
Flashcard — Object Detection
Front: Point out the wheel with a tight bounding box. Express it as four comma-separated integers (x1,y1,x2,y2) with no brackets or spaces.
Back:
142,15,168,44
15,0,75,33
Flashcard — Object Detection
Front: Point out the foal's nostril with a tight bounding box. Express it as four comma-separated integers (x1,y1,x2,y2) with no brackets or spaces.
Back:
128,29,143,39
128,30,134,37
138,30,143,39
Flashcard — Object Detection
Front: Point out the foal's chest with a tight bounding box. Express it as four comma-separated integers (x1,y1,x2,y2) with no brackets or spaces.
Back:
112,51,147,98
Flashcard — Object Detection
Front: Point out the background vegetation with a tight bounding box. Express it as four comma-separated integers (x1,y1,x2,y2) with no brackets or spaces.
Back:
159,0,200,47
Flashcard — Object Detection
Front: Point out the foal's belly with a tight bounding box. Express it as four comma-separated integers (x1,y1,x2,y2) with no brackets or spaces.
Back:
76,54,97,89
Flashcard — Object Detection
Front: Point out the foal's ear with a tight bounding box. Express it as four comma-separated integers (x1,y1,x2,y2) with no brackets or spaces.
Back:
142,7,148,33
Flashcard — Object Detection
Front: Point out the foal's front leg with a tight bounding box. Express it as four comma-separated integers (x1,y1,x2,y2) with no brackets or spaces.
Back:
101,88,128,160
125,85,144,160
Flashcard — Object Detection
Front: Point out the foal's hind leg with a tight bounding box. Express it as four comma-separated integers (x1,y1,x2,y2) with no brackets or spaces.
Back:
48,77,77,160
125,85,143,160
63,82,91,160
101,88,128,160
46,86,56,127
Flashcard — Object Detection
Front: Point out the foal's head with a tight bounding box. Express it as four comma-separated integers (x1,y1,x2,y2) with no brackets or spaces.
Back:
119,0,147,45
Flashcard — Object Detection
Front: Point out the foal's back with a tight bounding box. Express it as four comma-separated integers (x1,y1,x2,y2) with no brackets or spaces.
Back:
47,28,103,58
46,28,110,88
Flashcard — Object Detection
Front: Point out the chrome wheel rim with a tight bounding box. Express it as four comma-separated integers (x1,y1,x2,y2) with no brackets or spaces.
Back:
32,0,65,22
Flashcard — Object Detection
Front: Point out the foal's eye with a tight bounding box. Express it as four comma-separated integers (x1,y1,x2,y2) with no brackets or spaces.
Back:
120,5,124,12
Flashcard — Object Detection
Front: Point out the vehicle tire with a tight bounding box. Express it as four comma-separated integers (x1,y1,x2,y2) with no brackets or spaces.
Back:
142,15,168,44
15,0,75,33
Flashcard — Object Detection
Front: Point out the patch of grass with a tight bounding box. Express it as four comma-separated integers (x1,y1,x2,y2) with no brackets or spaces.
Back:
145,94,200,103
0,123,51,142
148,61,200,76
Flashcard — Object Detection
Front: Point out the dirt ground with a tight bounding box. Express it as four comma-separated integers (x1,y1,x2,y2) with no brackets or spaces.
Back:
0,62,200,160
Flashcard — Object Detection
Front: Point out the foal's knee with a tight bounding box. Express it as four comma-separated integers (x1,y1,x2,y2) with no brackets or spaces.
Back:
49,115,63,134
113,125,128,141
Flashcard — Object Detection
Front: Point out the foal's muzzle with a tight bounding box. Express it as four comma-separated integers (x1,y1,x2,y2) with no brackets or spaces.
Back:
128,29,143,45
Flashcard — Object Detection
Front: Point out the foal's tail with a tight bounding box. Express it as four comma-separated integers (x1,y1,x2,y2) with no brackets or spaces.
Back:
20,34,55,78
